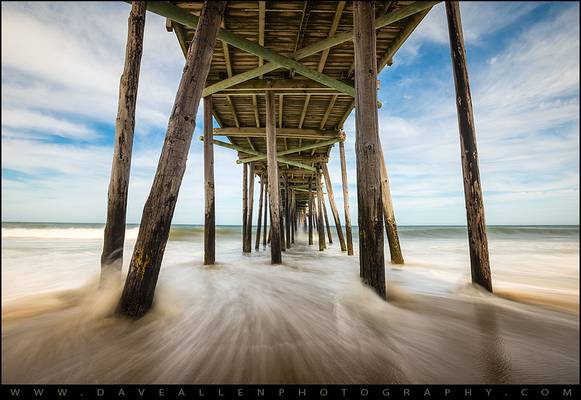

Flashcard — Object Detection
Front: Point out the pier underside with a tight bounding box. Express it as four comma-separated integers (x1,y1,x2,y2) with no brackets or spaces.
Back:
162,1,432,209
108,1,493,318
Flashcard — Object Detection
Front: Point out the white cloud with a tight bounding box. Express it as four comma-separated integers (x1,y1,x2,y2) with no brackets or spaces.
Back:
2,109,97,140
369,3,579,225
1,1,185,136
1,2,578,226
408,2,542,46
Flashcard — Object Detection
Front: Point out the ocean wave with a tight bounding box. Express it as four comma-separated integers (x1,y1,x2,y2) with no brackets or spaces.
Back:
1,224,578,242
398,226,579,239
0,225,245,240
0,227,139,240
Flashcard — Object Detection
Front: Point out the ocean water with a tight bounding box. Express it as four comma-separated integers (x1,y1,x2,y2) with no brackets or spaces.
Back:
1,223,579,383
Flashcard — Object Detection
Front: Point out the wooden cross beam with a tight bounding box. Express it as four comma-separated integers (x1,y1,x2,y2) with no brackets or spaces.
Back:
258,1,266,72
317,1,346,74
379,8,431,69
237,137,341,164
290,1,313,79
206,79,349,92
298,94,311,129
200,1,439,96
213,127,340,140
199,136,316,172
142,1,357,99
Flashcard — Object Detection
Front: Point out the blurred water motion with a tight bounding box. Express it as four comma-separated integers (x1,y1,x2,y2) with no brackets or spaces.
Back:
2,224,579,383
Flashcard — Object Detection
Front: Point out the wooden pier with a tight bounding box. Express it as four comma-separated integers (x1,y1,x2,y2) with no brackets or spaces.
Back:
104,1,493,318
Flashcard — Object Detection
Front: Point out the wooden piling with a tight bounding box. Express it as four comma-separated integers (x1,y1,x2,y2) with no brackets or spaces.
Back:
290,190,295,244
242,163,248,251
339,141,354,255
322,164,347,251
354,1,386,300
378,145,404,264
265,91,282,264
293,193,298,236
312,197,317,231
255,174,264,250
316,169,326,251
263,182,268,246
446,1,492,292
284,174,291,248
322,196,333,244
280,185,286,252
118,1,226,318
308,177,314,245
244,162,255,252
203,95,215,265
101,1,146,274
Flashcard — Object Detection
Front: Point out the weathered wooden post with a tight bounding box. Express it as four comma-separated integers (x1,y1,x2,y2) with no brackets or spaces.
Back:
242,163,248,251
265,91,282,264
322,196,333,244
378,145,404,264
255,174,264,250
322,164,347,251
268,196,272,245
354,1,386,300
293,192,296,243
280,185,286,252
263,182,268,246
203,95,215,265
446,1,492,292
118,1,226,318
101,1,146,275
316,168,326,251
284,174,291,249
314,190,319,232
290,190,295,244
312,196,317,231
308,177,314,245
339,140,354,255
244,163,255,252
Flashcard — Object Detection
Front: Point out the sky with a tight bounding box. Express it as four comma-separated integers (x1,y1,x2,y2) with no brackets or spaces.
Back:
1,1,579,225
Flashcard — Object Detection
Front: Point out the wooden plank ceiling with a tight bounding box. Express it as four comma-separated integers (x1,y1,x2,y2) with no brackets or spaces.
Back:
167,1,427,207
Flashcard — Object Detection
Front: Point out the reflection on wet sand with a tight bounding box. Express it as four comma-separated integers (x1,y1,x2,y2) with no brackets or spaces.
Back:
476,304,511,384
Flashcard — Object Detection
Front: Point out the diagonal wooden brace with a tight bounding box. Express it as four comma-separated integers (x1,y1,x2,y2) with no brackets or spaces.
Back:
140,1,357,99
199,136,316,172
202,1,440,97
236,137,341,164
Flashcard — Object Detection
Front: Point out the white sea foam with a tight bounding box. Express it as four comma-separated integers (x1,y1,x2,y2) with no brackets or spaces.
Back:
1,227,140,240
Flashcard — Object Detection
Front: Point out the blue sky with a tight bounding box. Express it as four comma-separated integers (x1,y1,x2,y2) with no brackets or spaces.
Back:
1,2,579,225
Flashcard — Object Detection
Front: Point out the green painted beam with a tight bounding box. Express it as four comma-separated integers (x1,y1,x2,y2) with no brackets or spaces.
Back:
379,8,431,69
204,65,281,97
213,127,339,140
294,1,439,60
141,2,356,99
202,1,439,96
236,137,341,164
206,79,349,91
199,136,316,172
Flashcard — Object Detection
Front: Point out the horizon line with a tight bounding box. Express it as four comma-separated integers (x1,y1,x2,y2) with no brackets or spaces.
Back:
2,221,580,228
